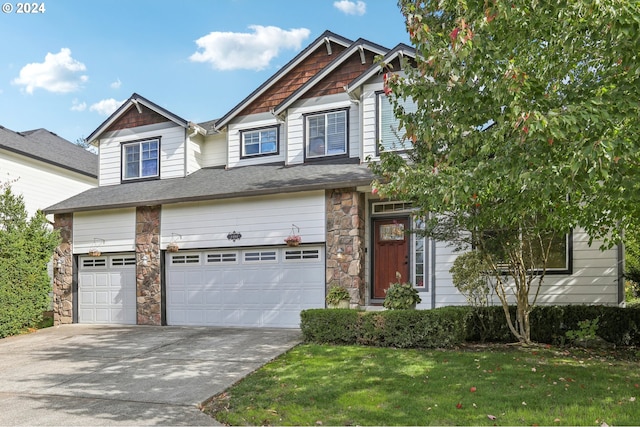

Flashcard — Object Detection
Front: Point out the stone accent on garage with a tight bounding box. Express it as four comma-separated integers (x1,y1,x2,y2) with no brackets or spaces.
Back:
326,188,366,306
135,206,161,325
52,213,73,325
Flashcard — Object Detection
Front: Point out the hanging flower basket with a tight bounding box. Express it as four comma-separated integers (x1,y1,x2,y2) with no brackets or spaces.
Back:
166,242,180,252
284,235,301,247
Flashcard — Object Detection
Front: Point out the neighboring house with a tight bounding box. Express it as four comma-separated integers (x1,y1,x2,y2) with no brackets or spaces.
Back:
0,126,97,218
45,31,623,328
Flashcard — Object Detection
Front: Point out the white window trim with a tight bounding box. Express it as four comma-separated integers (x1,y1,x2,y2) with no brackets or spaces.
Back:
243,250,278,263
170,253,201,265
206,251,239,264
241,127,278,158
283,248,322,262
122,138,160,181
80,258,107,268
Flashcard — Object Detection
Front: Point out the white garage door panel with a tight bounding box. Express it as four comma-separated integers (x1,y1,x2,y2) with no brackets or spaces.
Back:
167,247,325,328
78,255,136,325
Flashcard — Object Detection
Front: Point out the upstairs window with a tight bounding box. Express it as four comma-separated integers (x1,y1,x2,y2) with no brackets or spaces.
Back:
306,110,347,158
241,127,278,157
122,139,159,180
377,92,417,154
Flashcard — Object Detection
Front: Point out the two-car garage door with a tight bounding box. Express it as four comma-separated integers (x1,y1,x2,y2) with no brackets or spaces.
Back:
166,246,325,328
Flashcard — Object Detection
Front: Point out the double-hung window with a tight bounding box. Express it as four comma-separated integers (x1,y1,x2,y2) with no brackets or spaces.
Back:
377,92,417,154
241,127,278,157
122,139,159,180
306,110,347,158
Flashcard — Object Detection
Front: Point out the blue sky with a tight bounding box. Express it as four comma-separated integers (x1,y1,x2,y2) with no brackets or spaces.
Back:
0,0,410,143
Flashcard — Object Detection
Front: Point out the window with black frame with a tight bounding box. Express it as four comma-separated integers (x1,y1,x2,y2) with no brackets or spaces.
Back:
306,110,347,158
479,229,571,274
122,139,159,180
241,127,278,157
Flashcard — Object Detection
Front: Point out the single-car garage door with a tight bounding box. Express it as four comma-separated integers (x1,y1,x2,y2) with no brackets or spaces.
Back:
78,254,137,324
166,246,325,328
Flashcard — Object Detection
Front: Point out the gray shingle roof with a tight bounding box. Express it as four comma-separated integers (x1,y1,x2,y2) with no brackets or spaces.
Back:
44,162,375,214
0,126,98,178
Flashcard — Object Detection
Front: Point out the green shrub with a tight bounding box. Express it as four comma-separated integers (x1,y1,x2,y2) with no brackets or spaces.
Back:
300,309,359,344
300,305,640,348
465,305,514,342
302,307,468,348
0,187,59,338
326,285,350,307
382,274,422,310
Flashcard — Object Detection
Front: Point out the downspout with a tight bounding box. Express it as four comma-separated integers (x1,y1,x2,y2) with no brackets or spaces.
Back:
431,239,436,309
618,241,625,306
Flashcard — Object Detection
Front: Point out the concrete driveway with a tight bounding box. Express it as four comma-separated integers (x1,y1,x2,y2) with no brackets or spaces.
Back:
0,324,302,426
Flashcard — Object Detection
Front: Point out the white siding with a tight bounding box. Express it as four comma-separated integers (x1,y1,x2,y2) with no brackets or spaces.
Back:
73,208,136,254
227,116,285,168
361,82,381,161
0,150,96,218
186,134,203,175
98,122,186,186
432,228,620,308
161,191,325,249
286,95,360,165
432,241,468,307
201,132,227,168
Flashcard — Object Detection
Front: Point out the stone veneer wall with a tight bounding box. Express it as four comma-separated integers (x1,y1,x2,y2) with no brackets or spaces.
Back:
326,188,366,306
52,213,73,325
136,206,162,325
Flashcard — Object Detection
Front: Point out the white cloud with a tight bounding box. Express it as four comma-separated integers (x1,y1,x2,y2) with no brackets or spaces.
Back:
89,98,124,116
12,48,88,94
70,99,86,112
189,25,311,71
334,0,366,16
110,78,121,89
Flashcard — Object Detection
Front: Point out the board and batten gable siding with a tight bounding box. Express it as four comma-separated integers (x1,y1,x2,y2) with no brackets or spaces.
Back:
73,208,136,254
201,132,227,168
0,150,96,218
286,94,360,165
97,122,186,186
161,191,325,249
226,114,285,168
432,228,619,308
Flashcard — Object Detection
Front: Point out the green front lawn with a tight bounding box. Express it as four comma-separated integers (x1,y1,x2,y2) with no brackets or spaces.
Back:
203,344,640,426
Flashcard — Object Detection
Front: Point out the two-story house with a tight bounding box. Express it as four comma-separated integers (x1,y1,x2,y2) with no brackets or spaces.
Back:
45,31,623,328
0,126,97,218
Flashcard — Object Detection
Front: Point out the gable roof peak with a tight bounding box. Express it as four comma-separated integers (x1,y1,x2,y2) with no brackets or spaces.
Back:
213,30,355,131
86,92,189,144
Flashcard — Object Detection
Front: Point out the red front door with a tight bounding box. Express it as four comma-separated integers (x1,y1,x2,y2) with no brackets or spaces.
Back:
373,217,410,299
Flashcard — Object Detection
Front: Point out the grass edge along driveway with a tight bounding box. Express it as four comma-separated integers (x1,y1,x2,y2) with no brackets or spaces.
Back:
203,343,640,426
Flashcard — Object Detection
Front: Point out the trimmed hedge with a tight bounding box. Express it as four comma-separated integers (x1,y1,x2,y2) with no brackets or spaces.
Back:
300,305,640,348
301,307,468,348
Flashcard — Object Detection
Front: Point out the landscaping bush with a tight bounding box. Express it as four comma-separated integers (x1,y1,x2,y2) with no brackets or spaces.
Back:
302,307,469,348
0,187,59,338
299,309,359,344
357,308,468,348
300,304,640,348
464,305,514,342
